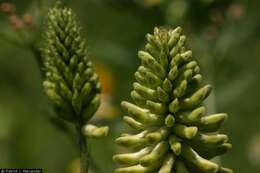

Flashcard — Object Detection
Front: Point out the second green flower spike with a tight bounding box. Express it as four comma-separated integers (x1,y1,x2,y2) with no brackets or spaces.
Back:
114,27,233,173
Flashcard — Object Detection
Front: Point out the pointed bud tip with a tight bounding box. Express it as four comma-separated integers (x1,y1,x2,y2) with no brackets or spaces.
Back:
121,101,128,108
205,84,213,91
186,126,198,139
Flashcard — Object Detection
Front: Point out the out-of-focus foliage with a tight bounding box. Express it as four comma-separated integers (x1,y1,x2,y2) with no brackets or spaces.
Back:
0,0,259,173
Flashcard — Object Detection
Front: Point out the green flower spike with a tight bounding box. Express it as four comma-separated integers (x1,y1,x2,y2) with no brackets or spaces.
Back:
114,27,233,173
41,2,108,138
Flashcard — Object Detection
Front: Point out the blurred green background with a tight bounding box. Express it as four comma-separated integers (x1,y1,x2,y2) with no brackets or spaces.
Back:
0,0,260,173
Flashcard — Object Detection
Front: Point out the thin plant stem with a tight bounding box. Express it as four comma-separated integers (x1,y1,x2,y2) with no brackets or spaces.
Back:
76,124,88,173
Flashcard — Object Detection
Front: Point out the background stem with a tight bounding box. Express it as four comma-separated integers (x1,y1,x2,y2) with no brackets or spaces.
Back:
76,124,88,173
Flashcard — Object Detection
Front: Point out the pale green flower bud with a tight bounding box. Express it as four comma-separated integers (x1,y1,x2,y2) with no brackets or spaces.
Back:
82,124,109,138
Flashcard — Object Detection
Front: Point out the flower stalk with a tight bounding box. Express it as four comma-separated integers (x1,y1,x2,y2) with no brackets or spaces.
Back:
76,123,89,173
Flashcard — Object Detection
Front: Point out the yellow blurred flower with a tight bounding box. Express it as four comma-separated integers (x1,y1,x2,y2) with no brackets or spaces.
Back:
95,94,118,120
95,63,114,95
94,63,118,120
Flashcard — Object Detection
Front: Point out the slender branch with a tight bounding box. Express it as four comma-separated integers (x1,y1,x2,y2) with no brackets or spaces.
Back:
76,124,88,173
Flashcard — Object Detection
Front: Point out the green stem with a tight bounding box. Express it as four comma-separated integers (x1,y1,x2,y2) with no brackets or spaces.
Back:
76,124,88,173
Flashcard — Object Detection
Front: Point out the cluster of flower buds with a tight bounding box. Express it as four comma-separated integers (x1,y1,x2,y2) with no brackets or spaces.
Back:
0,2,33,30
114,27,233,173
41,2,108,138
